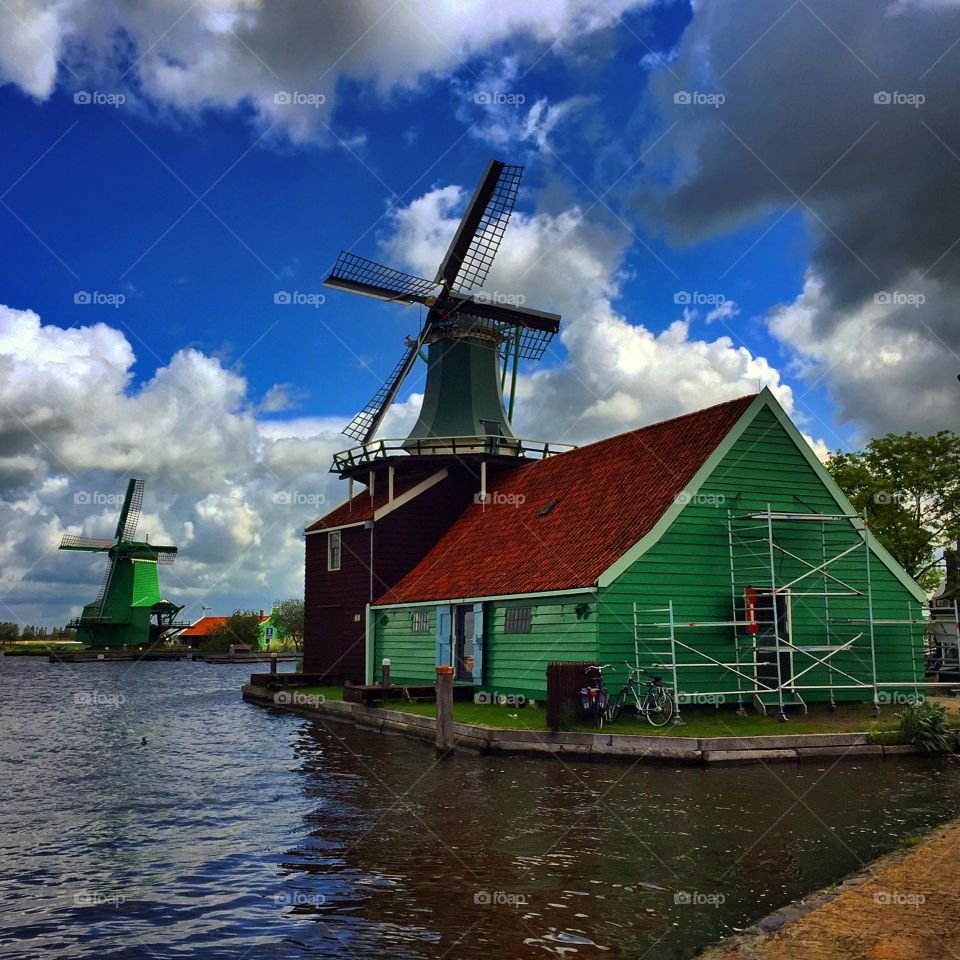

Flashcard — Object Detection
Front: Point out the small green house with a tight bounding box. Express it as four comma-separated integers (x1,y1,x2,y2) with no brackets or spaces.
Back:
367,391,926,715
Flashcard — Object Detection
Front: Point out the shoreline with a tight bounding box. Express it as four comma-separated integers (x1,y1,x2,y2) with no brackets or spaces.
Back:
241,682,945,765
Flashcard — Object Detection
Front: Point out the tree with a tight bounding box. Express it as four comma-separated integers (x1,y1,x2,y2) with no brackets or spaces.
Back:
270,598,304,650
0,622,19,642
203,609,263,652
826,430,960,591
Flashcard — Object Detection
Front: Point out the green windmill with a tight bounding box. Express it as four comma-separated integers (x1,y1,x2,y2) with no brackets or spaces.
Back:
60,479,186,648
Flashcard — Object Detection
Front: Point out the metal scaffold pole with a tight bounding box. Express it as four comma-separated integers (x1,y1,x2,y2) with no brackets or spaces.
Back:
821,520,836,710
727,510,746,715
862,512,880,716
766,505,787,722
668,599,683,726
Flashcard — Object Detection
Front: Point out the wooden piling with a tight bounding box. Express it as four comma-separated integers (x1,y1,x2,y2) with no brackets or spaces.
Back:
381,657,391,688
436,665,455,754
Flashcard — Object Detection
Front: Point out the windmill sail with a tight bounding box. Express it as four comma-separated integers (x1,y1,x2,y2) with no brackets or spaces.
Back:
343,335,424,443
325,251,437,303
59,535,116,551
116,479,144,541
436,161,524,294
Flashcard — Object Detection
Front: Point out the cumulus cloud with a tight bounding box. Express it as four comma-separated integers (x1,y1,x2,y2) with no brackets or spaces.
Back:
0,0,655,142
0,303,347,626
380,183,793,446
639,0,960,434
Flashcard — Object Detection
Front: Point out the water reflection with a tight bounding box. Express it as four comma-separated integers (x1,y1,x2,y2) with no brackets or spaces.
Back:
2,658,958,959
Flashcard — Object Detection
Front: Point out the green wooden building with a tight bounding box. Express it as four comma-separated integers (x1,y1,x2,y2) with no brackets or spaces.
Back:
367,390,926,715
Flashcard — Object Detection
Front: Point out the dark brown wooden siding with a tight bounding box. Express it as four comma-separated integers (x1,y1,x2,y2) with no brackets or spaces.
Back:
302,462,499,682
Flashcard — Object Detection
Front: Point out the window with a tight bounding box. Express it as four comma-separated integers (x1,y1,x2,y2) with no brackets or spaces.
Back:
327,530,341,571
411,609,430,633
538,499,559,517
504,606,532,633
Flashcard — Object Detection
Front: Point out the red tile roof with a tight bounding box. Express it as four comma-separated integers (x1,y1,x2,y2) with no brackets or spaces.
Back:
179,616,229,637
374,394,757,604
180,614,268,636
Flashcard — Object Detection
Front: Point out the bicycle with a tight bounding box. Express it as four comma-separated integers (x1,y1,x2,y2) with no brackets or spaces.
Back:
609,665,675,727
579,664,614,728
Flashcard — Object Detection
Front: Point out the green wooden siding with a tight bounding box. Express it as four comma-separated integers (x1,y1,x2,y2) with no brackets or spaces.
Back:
598,406,924,703
373,597,598,699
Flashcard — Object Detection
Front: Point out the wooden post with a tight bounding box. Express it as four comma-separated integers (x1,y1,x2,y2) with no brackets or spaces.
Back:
436,665,455,754
381,658,391,688
229,644,235,659
270,652,277,675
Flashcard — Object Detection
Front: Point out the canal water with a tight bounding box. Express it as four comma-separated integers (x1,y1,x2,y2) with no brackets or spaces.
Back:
3,658,960,959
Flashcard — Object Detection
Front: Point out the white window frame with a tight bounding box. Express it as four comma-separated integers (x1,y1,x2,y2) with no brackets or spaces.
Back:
411,609,430,633
327,530,341,571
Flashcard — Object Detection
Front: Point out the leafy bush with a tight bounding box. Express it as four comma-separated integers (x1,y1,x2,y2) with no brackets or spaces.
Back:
899,700,952,753
202,610,263,652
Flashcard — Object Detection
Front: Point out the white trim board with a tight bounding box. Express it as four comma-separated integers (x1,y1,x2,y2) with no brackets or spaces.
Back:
596,388,926,603
304,468,449,535
373,587,597,610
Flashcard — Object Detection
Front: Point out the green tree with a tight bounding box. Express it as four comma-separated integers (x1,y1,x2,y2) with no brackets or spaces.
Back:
0,622,19,641
826,430,960,591
203,609,263,652
270,598,304,650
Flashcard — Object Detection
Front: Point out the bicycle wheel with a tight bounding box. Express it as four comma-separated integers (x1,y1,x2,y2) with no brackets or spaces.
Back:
609,685,627,723
645,688,674,727
593,695,605,729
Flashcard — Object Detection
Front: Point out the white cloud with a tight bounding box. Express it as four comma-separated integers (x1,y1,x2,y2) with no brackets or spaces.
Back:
0,0,656,142
0,303,349,627
769,272,958,438
382,184,794,446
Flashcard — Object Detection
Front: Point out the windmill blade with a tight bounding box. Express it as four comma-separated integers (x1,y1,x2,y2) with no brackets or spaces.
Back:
59,535,116,551
454,297,560,334
152,546,178,564
343,332,427,443
324,251,437,304
91,557,115,614
435,161,523,295
115,479,144,541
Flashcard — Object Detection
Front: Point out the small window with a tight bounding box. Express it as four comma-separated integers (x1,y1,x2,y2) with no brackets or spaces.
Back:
538,499,559,517
411,609,430,633
327,530,341,571
504,606,532,633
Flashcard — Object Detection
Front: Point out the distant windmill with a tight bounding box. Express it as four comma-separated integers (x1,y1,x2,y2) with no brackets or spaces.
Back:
60,479,185,647
325,160,561,447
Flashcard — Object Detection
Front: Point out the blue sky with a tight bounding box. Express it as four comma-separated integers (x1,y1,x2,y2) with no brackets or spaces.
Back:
0,0,954,626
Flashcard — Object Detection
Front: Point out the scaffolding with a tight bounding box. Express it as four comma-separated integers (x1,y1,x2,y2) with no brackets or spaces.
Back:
631,506,932,723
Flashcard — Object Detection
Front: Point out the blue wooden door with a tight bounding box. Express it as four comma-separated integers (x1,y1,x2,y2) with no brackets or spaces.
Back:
435,605,452,668
471,602,484,686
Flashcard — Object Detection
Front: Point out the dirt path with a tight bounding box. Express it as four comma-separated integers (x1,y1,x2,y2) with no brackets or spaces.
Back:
700,817,960,960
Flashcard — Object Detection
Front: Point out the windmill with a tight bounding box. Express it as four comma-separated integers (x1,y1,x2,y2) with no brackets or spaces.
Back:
60,479,186,647
325,160,561,450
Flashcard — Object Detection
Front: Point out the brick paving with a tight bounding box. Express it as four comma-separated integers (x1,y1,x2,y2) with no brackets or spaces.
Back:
700,818,960,959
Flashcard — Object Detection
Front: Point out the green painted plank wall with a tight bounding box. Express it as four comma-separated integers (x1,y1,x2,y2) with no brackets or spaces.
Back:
598,407,924,703
373,596,598,699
